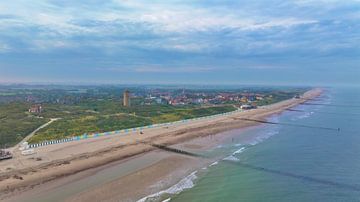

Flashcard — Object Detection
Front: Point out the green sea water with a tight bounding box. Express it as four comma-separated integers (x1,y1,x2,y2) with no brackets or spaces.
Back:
167,87,360,202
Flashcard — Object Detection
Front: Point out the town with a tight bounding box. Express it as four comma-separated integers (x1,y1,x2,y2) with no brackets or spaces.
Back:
0,85,304,107
0,85,307,154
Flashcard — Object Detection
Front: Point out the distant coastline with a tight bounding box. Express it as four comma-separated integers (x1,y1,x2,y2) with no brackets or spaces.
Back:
0,88,322,201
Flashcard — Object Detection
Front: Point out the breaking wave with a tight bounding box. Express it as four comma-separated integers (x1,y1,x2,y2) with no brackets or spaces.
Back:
233,147,245,155
209,161,219,167
291,111,314,121
249,130,279,146
137,171,198,202
223,155,240,162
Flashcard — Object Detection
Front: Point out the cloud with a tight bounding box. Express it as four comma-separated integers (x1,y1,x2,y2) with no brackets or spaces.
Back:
99,66,215,73
0,0,319,52
0,41,11,52
0,0,359,85
295,0,360,5
106,2,317,33
136,66,214,73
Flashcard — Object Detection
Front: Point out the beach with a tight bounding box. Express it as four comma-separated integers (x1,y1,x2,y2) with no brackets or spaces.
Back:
0,88,322,201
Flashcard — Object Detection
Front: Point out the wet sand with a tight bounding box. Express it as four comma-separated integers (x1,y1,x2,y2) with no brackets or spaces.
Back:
65,130,248,202
0,88,322,201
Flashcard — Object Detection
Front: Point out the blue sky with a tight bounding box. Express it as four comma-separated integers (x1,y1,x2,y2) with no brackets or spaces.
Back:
0,0,359,86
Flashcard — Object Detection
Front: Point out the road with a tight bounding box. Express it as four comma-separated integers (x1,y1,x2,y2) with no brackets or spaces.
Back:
11,118,60,153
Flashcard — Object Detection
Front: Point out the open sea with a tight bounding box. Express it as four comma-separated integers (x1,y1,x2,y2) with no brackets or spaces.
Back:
152,87,360,202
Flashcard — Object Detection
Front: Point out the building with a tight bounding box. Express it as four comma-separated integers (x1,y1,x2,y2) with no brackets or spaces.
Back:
0,149,12,160
240,104,254,110
123,90,131,107
29,104,43,113
155,98,163,104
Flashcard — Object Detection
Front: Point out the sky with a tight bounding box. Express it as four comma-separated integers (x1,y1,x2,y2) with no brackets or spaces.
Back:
0,0,359,86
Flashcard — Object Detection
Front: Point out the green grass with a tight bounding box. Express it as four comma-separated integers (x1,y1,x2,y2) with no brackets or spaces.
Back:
29,105,236,143
0,102,49,147
29,114,152,143
150,106,235,123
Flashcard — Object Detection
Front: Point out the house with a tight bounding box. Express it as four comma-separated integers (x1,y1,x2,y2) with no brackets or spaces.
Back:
29,104,43,113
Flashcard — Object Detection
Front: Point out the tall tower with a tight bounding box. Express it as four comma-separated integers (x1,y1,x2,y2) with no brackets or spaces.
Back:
123,90,131,107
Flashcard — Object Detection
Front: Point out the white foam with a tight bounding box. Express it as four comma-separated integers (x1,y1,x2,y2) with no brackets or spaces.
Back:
223,155,240,162
209,161,218,167
248,130,278,146
137,171,198,202
268,130,279,136
291,111,315,121
297,113,310,119
162,198,171,202
249,141,258,146
232,147,245,155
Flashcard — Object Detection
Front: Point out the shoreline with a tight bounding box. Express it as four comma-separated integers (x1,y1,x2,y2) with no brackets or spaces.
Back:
0,88,322,201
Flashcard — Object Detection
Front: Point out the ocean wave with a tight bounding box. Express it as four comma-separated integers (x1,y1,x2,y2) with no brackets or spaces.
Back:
223,155,240,162
269,114,280,121
233,147,245,155
249,130,279,146
291,111,314,121
209,161,219,167
137,171,198,202
249,142,257,146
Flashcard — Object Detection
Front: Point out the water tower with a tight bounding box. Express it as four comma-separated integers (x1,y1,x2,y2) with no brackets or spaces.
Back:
123,90,131,107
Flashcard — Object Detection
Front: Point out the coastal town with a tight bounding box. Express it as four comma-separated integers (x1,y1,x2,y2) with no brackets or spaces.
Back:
0,85,304,109
0,85,306,160
0,0,356,201
0,87,320,202
141,89,265,107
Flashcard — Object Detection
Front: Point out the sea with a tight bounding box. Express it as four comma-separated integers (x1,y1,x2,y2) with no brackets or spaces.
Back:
145,87,360,202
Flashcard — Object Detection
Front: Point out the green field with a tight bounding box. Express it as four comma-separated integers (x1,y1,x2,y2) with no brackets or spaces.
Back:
0,103,49,147
0,100,236,146
29,104,236,143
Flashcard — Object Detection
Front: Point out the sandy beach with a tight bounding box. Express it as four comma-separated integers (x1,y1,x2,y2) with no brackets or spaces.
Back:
0,88,322,201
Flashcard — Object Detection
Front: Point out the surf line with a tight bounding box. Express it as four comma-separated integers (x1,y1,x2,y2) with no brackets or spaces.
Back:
144,142,360,192
234,118,341,132
285,108,360,116
296,97,326,102
300,102,360,108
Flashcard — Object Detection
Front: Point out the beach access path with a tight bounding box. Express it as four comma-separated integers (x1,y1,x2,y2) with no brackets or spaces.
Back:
11,118,60,151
